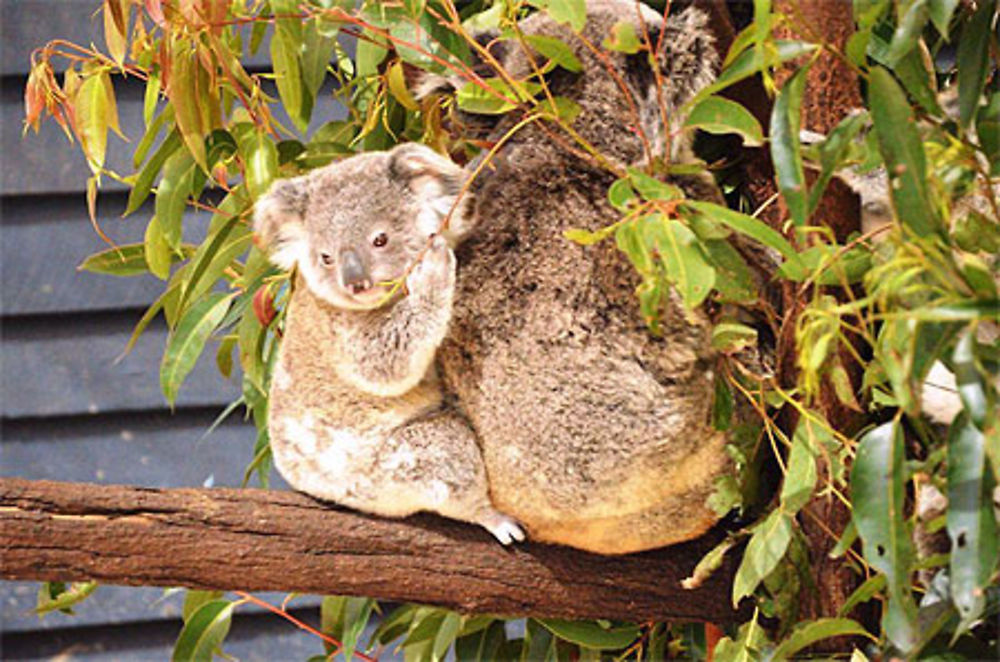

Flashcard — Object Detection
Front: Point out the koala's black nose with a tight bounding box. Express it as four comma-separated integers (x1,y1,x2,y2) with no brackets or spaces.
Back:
340,249,371,293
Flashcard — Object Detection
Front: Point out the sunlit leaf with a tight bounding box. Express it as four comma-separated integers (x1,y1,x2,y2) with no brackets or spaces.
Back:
526,0,586,32
35,581,98,616
685,95,764,146
171,599,234,662
884,0,929,67
161,292,234,406
524,34,582,72
322,596,376,660
602,20,641,54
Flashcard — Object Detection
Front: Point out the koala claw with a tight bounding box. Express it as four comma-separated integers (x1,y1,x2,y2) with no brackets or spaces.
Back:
480,512,527,546
406,236,455,295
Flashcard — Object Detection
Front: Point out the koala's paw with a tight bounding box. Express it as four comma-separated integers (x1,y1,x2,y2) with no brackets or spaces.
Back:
479,511,527,546
406,235,455,298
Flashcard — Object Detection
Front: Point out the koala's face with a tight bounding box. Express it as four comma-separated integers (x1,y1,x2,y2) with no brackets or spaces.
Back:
254,143,469,310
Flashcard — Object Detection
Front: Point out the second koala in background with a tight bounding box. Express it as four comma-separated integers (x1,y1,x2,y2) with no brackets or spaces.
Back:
253,144,524,544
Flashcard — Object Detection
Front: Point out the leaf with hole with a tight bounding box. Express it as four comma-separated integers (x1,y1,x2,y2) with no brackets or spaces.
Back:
850,421,919,653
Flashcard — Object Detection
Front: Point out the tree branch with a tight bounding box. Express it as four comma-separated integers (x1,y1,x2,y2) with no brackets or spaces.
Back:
0,478,748,623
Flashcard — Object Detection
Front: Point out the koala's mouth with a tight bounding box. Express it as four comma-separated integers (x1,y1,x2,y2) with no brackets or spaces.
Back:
334,282,396,309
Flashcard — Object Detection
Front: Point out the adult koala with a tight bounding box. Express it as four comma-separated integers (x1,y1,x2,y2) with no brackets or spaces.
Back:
429,0,735,554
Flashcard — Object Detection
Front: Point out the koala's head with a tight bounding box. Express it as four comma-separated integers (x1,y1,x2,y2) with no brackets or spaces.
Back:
253,143,470,311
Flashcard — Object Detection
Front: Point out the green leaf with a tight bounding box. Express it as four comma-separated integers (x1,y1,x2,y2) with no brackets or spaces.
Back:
240,130,279,201
602,20,641,54
35,581,97,616
127,128,182,215
133,105,168,169
537,620,638,651
182,590,224,622
711,322,758,353
144,215,174,280
456,79,521,115
732,509,794,606
682,536,737,589
524,34,582,72
167,36,208,172
686,40,818,111
627,169,682,201
976,92,999,174
893,45,943,116
322,596,376,660
702,238,758,303
805,112,868,217
607,177,636,211
161,292,233,406
177,216,253,316
78,242,184,277
884,0,929,67
271,29,310,134
850,421,919,653
956,0,992,128
771,65,810,226
432,612,463,661
952,328,991,428
780,421,819,514
685,96,764,146
454,620,506,662
526,0,586,32
74,71,117,174
680,200,801,265
946,413,998,631
155,149,198,250
172,599,234,662
642,216,716,309
769,618,871,661
928,0,960,38
869,66,940,236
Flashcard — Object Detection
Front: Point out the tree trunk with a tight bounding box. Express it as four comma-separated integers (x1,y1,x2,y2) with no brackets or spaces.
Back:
0,477,751,623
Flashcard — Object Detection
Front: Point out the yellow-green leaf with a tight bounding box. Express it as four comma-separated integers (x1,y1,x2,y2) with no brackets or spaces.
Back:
161,292,234,406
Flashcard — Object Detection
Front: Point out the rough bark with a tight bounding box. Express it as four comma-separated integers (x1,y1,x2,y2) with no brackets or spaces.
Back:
0,478,751,623
773,0,867,639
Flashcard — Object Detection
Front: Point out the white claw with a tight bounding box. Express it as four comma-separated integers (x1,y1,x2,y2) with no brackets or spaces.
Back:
484,516,526,546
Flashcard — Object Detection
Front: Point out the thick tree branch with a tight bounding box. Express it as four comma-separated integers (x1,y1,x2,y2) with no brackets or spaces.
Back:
0,478,748,623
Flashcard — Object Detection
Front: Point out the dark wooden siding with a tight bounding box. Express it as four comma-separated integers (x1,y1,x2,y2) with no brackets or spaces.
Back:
1,2,355,657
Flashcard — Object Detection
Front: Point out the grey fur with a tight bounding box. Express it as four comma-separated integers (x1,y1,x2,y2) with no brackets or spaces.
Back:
254,144,524,545
257,0,731,554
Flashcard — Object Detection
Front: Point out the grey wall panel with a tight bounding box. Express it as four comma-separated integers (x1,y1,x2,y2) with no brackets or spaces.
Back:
1,313,239,418
0,411,265,488
2,1,274,77
0,194,216,315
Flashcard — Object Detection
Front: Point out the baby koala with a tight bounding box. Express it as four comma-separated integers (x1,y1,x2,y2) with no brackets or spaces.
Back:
253,142,524,544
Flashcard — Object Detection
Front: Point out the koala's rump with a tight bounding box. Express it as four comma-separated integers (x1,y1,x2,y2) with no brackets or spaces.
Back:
440,151,729,555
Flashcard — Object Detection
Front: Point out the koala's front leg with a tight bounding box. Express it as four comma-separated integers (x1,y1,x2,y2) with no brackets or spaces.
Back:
374,411,525,545
337,237,455,397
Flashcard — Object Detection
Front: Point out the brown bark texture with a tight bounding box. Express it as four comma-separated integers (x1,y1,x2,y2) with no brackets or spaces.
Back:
0,478,751,623
773,0,867,636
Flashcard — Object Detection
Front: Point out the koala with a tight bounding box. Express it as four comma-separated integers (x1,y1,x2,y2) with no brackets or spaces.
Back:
422,1,736,554
253,143,524,545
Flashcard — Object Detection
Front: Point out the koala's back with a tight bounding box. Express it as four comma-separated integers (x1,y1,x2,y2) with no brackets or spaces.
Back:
439,2,729,554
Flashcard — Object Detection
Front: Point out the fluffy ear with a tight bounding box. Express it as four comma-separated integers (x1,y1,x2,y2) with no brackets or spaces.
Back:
388,143,474,242
253,176,310,271
657,7,718,108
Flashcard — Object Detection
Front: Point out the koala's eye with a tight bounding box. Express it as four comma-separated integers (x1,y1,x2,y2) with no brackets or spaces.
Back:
372,232,389,248
319,252,335,267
